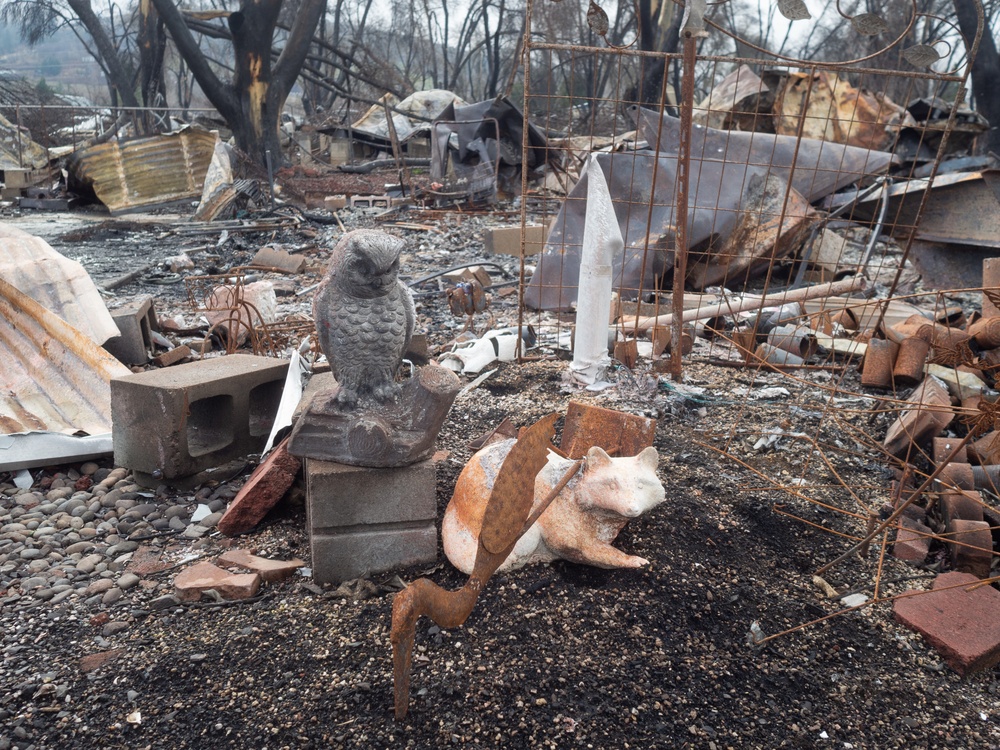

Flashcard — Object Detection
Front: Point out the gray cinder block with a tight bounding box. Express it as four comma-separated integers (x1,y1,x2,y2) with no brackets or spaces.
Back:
306,457,438,583
111,354,288,486
104,295,157,365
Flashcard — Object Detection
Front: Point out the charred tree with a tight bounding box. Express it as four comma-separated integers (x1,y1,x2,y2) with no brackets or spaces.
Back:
633,0,682,108
953,0,1000,154
151,0,326,166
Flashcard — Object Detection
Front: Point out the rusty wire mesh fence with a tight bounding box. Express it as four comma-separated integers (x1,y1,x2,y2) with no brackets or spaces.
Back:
516,0,995,641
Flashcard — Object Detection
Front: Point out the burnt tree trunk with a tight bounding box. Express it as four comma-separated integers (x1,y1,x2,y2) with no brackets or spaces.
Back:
138,0,168,133
633,0,681,108
66,0,141,110
953,0,1000,155
151,0,326,166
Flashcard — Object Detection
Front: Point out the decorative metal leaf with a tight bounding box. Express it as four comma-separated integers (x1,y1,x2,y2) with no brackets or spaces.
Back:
777,0,811,21
903,44,942,68
851,13,889,36
986,289,1000,311
587,1,610,37
478,413,559,556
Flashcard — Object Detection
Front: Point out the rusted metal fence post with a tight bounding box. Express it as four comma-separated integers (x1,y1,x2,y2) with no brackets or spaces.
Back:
670,0,708,381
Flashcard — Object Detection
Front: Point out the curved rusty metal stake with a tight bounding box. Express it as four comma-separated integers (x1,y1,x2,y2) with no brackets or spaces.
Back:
390,413,582,720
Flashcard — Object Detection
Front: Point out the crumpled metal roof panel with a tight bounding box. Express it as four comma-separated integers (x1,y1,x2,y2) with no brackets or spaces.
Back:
0,275,130,436
67,127,217,215
0,224,119,344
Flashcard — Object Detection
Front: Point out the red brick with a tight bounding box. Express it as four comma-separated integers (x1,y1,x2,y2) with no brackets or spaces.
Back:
893,516,932,563
152,345,191,368
939,490,984,526
947,519,994,578
894,571,1000,675
173,561,261,601
124,545,169,576
79,648,125,673
216,548,305,582
218,437,301,536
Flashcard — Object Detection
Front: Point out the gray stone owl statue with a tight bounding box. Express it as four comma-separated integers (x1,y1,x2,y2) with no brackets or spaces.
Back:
313,229,415,406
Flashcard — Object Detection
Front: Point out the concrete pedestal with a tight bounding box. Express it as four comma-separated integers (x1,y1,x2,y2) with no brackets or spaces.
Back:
305,457,438,583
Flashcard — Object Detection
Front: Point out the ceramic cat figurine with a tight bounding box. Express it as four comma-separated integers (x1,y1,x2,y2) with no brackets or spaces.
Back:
443,441,665,573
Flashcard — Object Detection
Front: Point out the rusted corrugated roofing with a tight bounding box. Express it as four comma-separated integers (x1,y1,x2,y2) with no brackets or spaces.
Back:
0,224,120,344
0,275,130,436
67,127,217,214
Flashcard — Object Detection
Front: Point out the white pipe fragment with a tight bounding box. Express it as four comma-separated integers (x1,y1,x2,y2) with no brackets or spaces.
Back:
570,155,622,385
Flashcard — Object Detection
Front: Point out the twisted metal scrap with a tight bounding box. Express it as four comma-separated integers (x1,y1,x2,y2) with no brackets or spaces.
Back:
390,413,580,720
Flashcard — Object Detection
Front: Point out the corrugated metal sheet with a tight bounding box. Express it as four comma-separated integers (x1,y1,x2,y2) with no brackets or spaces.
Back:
67,127,217,214
0,275,130,436
0,224,120,344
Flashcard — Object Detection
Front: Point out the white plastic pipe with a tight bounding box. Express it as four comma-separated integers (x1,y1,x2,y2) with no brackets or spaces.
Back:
570,155,623,384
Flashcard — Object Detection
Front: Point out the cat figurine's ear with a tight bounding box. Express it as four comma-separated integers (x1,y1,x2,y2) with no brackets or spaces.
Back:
585,445,614,469
638,445,658,470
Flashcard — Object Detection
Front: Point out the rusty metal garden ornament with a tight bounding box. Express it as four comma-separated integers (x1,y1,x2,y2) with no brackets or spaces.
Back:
389,413,582,720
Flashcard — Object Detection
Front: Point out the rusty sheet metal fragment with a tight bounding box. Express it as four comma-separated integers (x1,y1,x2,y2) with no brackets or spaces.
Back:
831,169,1000,250
560,400,656,459
687,173,818,289
0,224,119,344
524,108,893,310
350,90,466,142
0,275,131,466
774,71,913,151
390,413,562,720
66,127,217,215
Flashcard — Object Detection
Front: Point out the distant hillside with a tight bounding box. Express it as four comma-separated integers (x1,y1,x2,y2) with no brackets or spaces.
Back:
0,22,100,95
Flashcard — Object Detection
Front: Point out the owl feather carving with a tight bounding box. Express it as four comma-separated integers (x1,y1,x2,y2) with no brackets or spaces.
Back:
313,230,415,406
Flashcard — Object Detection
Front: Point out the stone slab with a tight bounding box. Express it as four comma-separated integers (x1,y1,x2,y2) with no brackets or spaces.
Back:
173,561,261,602
216,548,305,582
894,571,1000,675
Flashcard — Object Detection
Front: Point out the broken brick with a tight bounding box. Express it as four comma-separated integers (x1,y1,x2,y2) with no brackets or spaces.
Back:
251,245,306,274
894,571,1000,676
216,548,305,582
152,345,191,368
893,515,932,563
218,438,301,536
938,490,984,527
947,519,993,578
883,376,954,458
173,561,261,602
124,545,169,576
561,400,656,459
79,648,125,673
